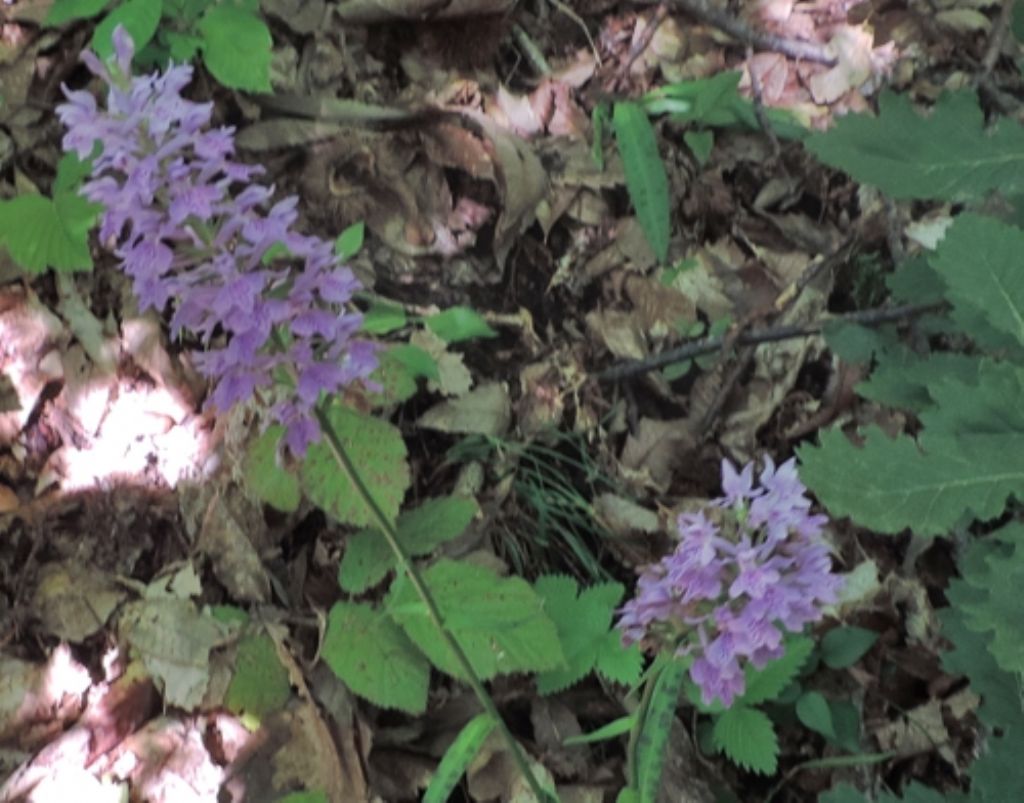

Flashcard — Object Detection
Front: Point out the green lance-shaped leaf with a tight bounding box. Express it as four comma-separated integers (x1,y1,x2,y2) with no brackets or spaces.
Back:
300,405,410,528
423,713,497,803
613,101,670,263
635,658,687,803
806,90,1024,201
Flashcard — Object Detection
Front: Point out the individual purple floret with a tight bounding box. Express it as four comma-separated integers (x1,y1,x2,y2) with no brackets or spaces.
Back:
616,457,844,707
55,27,377,454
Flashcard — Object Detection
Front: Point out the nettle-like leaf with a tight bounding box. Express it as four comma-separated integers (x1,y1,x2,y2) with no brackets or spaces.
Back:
322,601,430,714
613,101,670,263
386,559,564,681
197,5,273,92
338,495,479,593
242,425,301,513
0,190,97,273
947,523,1024,677
301,405,410,528
806,90,1024,201
929,214,1024,348
532,575,642,694
712,705,778,775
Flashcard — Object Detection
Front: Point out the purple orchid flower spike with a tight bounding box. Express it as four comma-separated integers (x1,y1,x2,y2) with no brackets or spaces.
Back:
56,25,378,454
617,456,844,707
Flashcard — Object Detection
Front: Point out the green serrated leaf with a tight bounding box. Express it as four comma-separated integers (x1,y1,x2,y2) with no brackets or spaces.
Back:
300,405,410,528
740,637,814,706
635,658,687,802
0,192,97,273
386,559,564,681
423,713,497,803
425,306,498,343
940,603,1024,731
197,5,273,92
613,101,670,263
322,601,429,713
276,792,329,803
596,629,644,687
46,0,110,25
806,90,1024,201
949,524,1024,677
338,495,479,593
92,0,163,61
712,705,778,775
533,575,640,693
929,214,1024,347
225,632,291,720
821,627,878,670
242,425,301,513
798,427,1024,536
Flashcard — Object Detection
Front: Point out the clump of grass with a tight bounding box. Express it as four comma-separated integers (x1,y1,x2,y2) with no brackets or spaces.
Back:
447,430,620,580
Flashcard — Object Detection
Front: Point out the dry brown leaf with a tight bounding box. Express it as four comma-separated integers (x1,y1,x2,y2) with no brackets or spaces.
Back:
32,562,126,642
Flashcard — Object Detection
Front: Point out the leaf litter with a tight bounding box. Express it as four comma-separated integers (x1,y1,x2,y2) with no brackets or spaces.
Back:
0,0,1010,798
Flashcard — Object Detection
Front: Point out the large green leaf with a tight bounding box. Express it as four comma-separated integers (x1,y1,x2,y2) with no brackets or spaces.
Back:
338,495,479,593
929,214,1024,347
799,427,1024,535
740,637,813,706
300,405,409,528
197,5,273,92
0,192,96,273
806,90,1024,201
386,559,564,681
613,101,670,262
322,601,429,713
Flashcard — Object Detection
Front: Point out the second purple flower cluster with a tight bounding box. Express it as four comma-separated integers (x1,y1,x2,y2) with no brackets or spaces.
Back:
617,457,844,706
56,28,377,454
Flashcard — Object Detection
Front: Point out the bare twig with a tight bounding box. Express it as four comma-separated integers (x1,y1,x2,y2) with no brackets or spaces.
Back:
745,45,783,163
595,302,945,382
666,0,836,65
614,4,669,88
979,0,1016,80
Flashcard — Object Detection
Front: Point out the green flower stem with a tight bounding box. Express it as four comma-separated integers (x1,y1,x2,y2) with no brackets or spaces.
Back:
312,403,556,803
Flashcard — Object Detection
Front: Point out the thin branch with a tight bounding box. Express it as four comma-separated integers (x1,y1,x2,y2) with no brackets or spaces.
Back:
595,302,945,382
979,0,1016,80
667,0,837,65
